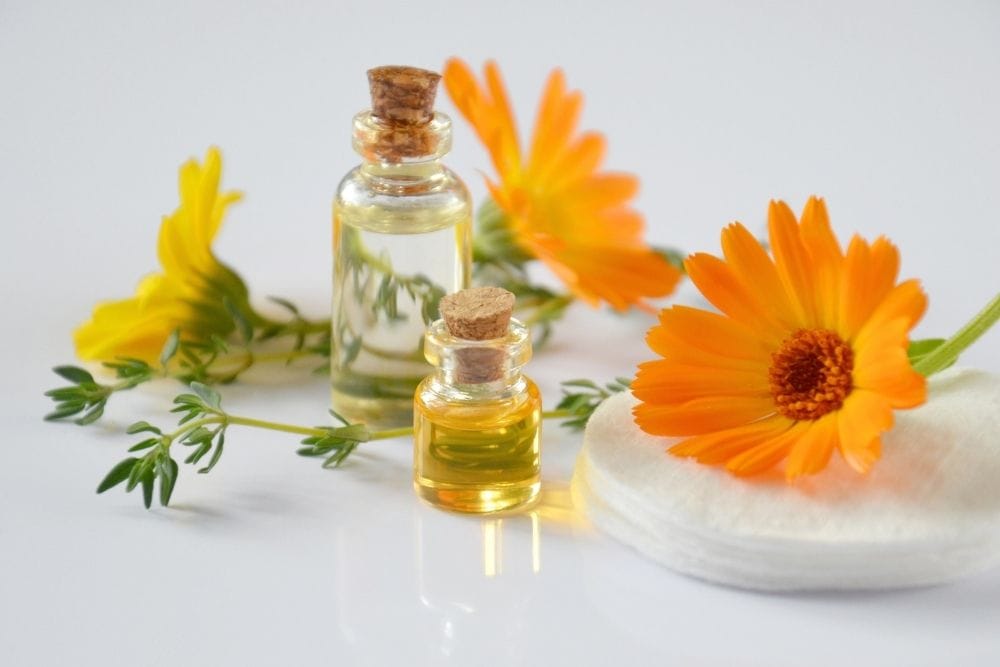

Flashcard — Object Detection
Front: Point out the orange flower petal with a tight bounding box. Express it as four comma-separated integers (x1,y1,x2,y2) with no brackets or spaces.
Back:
632,360,770,403
854,279,928,348
546,132,606,192
526,69,582,181
839,235,901,339
562,173,639,211
633,395,776,437
837,389,894,474
768,200,818,326
726,421,808,477
720,222,798,330
854,316,927,408
646,305,772,365
668,416,793,465
443,58,521,180
798,196,843,329
633,196,926,480
444,59,678,311
784,413,838,480
684,253,786,339
532,242,680,310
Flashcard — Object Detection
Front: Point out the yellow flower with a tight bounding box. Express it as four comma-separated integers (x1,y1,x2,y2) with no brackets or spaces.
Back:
74,147,251,362
443,58,681,311
632,197,927,480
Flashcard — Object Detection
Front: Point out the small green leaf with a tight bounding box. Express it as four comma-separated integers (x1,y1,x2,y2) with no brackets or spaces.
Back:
44,387,82,400
908,338,946,362
126,421,162,435
44,402,87,421
224,298,254,344
185,442,211,465
181,426,213,445
342,336,362,365
176,410,200,425
159,458,179,506
127,438,160,452
327,424,371,443
126,459,146,491
561,379,600,390
173,394,201,407
74,402,106,426
654,246,688,274
53,365,95,385
140,468,155,509
160,329,181,367
267,295,300,315
908,338,956,373
190,382,221,410
198,430,225,474
97,458,139,493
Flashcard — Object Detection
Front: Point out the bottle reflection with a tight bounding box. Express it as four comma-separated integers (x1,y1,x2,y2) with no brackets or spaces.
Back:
331,483,584,662
479,512,543,578
413,483,584,659
415,508,539,659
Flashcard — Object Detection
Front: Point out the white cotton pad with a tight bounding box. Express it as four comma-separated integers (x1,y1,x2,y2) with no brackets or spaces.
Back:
572,368,1000,591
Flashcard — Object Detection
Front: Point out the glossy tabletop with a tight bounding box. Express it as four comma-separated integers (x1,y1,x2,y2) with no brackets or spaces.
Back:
2,1,999,665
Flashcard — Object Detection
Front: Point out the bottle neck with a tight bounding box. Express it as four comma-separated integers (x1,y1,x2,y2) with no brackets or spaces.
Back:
359,158,448,194
430,365,526,399
423,319,533,400
352,110,452,164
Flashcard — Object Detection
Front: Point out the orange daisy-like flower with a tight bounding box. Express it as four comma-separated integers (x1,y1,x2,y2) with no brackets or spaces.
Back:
442,58,681,311
632,197,928,480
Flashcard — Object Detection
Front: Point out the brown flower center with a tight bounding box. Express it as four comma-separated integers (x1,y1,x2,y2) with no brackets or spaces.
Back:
769,329,853,421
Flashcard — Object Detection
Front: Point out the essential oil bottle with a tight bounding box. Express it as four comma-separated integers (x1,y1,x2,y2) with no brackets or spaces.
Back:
332,66,472,428
414,287,542,513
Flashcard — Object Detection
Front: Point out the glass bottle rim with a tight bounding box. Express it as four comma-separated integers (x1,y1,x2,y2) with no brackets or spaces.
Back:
423,317,532,370
352,110,453,163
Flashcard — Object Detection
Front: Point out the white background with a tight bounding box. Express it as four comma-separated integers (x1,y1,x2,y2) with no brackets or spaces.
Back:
2,1,999,665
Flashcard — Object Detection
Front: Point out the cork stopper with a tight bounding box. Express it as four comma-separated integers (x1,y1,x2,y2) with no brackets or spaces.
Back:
440,287,515,341
367,66,441,126
439,287,516,384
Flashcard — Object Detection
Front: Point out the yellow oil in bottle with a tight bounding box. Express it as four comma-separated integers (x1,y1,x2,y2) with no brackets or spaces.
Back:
414,378,542,513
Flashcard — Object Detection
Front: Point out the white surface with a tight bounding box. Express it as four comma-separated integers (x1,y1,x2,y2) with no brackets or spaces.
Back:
576,369,1000,591
1,0,999,665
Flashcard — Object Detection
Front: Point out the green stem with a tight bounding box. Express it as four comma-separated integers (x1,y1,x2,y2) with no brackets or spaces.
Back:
226,415,327,438
214,347,320,369
254,315,330,337
164,416,223,442
913,292,1000,377
370,427,414,441
192,408,578,445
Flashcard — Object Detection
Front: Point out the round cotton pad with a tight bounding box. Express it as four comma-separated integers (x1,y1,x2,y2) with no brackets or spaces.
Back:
572,368,1000,591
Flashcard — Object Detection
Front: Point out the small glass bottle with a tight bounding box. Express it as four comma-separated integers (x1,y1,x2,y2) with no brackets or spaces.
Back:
332,66,472,428
414,287,542,513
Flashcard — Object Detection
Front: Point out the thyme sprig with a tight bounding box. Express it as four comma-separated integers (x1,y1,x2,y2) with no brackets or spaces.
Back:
78,375,630,509
46,295,332,427
552,377,633,430
95,381,409,508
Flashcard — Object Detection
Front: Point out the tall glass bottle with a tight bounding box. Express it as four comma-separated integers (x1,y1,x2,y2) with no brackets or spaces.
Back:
332,66,472,428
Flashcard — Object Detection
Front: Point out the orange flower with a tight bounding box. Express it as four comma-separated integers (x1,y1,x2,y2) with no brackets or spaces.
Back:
632,197,927,480
442,58,681,311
